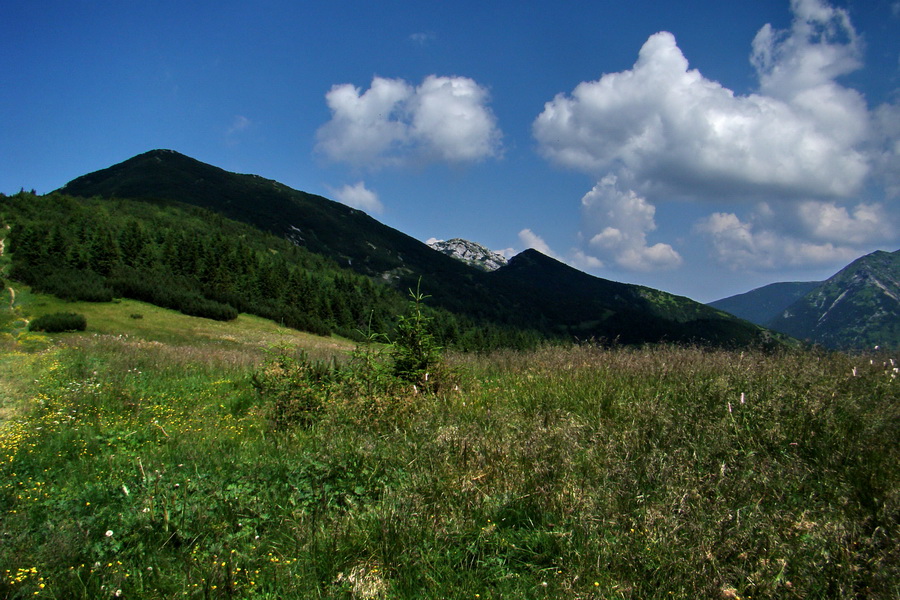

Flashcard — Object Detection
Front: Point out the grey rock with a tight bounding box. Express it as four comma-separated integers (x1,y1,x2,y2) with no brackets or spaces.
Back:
428,238,508,272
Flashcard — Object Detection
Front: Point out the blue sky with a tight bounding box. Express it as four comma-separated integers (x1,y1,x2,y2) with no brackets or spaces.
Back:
2,0,899,302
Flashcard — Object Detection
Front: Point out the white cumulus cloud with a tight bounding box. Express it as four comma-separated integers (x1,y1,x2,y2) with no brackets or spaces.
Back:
696,200,895,270
533,15,869,200
872,101,900,198
330,181,384,215
317,75,502,169
533,0,896,273
581,175,682,271
797,201,894,245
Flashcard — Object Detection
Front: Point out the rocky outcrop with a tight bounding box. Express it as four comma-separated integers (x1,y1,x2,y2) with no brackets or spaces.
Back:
428,238,508,272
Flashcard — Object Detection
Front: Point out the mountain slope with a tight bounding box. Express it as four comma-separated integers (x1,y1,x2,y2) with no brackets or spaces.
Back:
709,281,821,325
767,249,900,350
57,149,774,347
490,249,769,345
59,149,469,280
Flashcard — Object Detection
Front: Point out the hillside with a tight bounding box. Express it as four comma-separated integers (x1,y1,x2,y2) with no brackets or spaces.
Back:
767,249,900,350
58,150,477,284
53,150,772,348
708,281,821,326
489,249,768,345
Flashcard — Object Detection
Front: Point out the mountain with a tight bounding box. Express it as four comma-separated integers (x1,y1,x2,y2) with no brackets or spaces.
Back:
56,149,774,347
59,149,465,280
428,238,508,271
766,249,900,350
489,249,770,345
708,281,821,325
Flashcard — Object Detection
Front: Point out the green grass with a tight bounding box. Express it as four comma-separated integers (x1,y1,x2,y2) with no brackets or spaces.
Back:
0,293,898,598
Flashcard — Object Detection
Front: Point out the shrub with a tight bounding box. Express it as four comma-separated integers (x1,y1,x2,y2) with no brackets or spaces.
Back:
109,268,237,321
251,348,341,430
28,312,87,333
390,283,442,388
13,265,114,302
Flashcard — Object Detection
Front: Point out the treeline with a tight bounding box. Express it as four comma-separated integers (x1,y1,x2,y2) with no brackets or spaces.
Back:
1,192,543,350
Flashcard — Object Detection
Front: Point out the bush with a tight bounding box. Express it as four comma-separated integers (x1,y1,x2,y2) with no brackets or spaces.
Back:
251,348,341,430
28,312,87,333
109,268,237,321
12,265,114,302
390,284,442,388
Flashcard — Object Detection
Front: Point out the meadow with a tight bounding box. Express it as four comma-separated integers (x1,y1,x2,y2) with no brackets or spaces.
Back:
0,295,898,599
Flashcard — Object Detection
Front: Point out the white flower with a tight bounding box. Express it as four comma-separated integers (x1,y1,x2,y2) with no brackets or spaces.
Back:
105,530,114,537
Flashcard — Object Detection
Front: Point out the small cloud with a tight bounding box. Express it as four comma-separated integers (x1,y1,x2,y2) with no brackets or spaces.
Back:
571,250,604,270
797,201,894,245
409,32,436,45
316,75,502,169
227,115,251,135
330,181,384,215
518,228,558,259
579,175,682,271
694,201,888,271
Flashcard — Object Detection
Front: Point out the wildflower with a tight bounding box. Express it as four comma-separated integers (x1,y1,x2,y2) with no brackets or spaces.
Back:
720,586,741,599
105,530,114,537
739,392,745,404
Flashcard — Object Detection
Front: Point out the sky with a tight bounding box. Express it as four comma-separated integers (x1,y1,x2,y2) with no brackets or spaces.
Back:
2,0,899,303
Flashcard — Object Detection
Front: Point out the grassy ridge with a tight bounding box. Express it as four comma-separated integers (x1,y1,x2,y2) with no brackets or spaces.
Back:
1,321,897,598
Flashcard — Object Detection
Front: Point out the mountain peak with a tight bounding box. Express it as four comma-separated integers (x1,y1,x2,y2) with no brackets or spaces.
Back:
427,238,508,271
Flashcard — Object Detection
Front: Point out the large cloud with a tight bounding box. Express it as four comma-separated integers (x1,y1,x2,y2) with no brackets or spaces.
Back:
532,0,895,273
533,18,869,200
317,75,502,169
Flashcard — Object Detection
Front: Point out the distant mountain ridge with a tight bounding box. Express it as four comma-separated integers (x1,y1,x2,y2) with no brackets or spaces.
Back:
709,249,900,350
428,238,508,272
768,250,900,350
709,281,821,325
56,149,774,348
